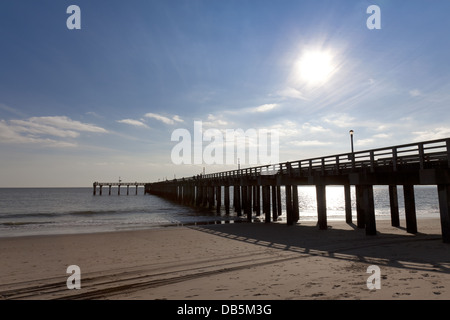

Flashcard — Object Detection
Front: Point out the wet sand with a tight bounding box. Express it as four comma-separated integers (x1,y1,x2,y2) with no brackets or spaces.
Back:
1,218,449,300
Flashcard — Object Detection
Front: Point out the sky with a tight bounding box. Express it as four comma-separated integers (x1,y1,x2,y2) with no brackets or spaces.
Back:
1,0,450,187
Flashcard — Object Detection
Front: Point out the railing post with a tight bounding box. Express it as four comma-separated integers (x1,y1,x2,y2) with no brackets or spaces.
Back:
369,151,375,173
446,139,450,168
392,147,398,171
351,153,355,170
419,143,425,170
335,156,340,174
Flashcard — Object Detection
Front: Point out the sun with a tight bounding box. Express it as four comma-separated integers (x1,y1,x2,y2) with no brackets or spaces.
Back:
298,50,335,86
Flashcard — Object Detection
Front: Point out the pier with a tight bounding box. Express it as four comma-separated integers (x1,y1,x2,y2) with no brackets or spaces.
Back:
139,138,450,243
92,182,146,196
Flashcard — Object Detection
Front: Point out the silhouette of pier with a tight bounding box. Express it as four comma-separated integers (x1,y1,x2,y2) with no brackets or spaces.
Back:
92,182,146,196
94,138,450,243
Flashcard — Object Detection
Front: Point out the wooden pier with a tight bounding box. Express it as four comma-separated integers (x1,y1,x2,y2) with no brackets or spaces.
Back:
140,138,450,243
92,182,146,196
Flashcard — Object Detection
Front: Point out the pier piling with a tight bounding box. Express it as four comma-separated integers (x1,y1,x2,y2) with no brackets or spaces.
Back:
344,184,352,224
285,185,293,225
316,185,327,230
403,185,418,234
389,185,400,227
438,184,450,243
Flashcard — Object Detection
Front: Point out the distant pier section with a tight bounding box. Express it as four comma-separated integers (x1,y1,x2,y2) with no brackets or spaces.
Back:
92,181,147,196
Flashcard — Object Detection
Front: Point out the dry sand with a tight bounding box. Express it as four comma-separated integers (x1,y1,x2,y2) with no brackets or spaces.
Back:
1,218,449,300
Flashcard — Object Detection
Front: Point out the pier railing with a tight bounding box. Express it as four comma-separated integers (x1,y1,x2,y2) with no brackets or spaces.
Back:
93,182,147,186
195,138,450,180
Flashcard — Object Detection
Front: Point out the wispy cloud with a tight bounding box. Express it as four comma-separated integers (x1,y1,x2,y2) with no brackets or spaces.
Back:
409,89,421,97
276,87,308,101
301,122,329,133
290,140,332,147
203,114,228,127
0,116,107,147
355,138,375,147
117,119,149,128
0,120,77,147
323,114,356,128
224,103,280,117
144,113,184,125
413,127,450,141
85,111,103,119
10,119,80,138
0,103,27,117
251,103,279,113
27,116,107,133
172,115,184,123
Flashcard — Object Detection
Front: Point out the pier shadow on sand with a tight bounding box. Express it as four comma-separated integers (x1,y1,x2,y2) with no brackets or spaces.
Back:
190,220,450,275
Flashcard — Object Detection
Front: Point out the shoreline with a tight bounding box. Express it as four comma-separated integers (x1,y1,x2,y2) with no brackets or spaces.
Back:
1,217,449,300
0,213,442,239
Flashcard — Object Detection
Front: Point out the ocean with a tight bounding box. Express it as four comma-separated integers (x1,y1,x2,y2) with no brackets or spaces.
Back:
0,186,441,237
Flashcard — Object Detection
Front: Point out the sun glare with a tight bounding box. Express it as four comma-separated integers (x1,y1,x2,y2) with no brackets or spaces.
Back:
298,50,335,86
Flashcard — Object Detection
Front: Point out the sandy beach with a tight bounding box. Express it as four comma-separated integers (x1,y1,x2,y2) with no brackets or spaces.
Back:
0,218,449,300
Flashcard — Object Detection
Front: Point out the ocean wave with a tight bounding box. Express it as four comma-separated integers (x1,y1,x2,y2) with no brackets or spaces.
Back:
1,221,54,226
68,209,148,216
0,209,156,221
69,210,111,216
0,212,60,219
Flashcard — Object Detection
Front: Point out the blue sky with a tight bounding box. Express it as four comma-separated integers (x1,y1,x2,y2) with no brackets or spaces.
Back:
1,0,450,186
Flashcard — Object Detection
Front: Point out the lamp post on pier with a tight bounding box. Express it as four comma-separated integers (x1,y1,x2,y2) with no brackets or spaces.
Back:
349,130,355,165
349,130,354,154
